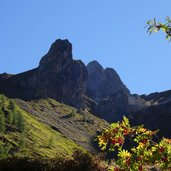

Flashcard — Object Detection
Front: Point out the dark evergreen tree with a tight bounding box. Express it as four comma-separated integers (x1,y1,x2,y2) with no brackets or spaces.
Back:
8,100,16,111
19,133,27,149
8,100,17,125
17,111,25,133
7,110,13,124
0,94,6,112
0,109,5,133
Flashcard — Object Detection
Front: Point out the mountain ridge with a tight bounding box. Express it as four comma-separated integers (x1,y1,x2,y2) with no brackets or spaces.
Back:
0,39,171,138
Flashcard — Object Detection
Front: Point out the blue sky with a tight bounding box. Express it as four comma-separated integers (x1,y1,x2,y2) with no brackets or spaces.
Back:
0,1,171,94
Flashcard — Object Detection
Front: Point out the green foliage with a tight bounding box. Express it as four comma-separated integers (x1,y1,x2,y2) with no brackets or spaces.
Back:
97,117,171,171
146,16,171,41
12,110,18,126
19,133,27,149
8,100,18,125
0,109,5,133
8,100,16,111
0,141,11,158
17,111,25,133
0,95,25,133
7,110,13,124
0,95,81,159
0,94,6,111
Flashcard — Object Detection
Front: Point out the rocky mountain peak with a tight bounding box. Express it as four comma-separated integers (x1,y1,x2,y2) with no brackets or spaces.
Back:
87,60,103,74
39,39,72,70
86,60,130,102
0,39,88,109
45,39,72,58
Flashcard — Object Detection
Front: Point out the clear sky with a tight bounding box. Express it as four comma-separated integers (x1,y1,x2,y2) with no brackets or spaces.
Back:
0,1,171,95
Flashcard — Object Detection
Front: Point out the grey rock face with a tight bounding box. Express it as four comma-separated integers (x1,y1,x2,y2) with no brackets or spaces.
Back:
0,39,88,109
131,90,171,138
86,60,144,122
91,90,130,122
86,60,130,102
36,39,88,108
1,38,170,138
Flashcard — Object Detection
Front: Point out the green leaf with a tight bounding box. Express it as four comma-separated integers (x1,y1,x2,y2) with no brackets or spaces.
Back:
166,35,170,40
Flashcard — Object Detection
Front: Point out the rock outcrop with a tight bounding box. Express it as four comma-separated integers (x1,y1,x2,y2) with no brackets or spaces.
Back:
86,61,147,121
131,90,171,138
1,39,171,138
86,61,130,102
0,39,88,109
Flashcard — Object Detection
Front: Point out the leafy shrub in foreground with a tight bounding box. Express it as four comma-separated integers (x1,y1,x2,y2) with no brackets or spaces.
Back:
97,117,171,171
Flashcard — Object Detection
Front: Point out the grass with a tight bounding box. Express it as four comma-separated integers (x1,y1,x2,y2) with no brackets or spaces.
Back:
0,95,82,159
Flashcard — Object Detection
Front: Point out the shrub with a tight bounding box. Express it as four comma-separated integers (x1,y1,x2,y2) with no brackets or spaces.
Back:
97,117,171,171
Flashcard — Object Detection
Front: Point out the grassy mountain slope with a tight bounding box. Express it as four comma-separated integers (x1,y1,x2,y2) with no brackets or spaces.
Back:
15,98,109,152
0,95,81,159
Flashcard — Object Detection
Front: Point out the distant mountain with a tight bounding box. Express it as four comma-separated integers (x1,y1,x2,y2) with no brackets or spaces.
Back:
0,39,171,138
86,60,130,101
86,60,149,121
0,39,87,109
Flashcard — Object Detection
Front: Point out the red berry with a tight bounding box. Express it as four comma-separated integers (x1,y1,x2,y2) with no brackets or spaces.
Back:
111,139,116,144
162,156,168,162
141,139,147,144
114,166,119,171
159,147,164,153
138,165,143,171
126,158,130,165
123,129,129,135
117,138,123,144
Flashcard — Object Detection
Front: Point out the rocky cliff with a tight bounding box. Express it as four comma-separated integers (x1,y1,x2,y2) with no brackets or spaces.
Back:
0,39,88,109
86,60,148,121
131,90,171,138
0,39,151,121
0,39,171,138
86,61,130,101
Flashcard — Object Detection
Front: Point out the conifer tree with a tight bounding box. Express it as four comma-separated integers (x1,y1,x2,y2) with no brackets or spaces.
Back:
0,141,4,157
0,94,6,112
7,110,13,124
13,111,18,126
0,109,5,133
19,133,27,149
8,100,16,111
8,100,17,125
17,111,25,133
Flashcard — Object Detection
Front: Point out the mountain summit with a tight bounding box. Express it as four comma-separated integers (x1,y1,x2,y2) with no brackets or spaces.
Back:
0,39,88,109
86,60,130,102
1,39,171,138
0,39,152,118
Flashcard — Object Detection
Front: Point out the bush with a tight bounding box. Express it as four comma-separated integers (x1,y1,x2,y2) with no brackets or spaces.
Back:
97,117,171,171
